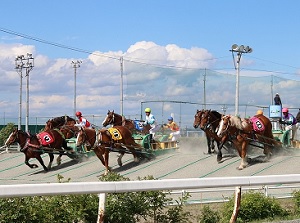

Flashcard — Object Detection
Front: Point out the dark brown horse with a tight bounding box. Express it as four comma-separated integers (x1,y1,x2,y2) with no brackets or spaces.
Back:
76,126,144,175
5,129,73,171
197,109,233,162
44,115,76,131
216,114,279,170
44,115,78,139
193,109,224,157
102,110,150,134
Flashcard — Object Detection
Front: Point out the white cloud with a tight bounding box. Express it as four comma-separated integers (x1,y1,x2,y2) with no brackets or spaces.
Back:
1,41,300,127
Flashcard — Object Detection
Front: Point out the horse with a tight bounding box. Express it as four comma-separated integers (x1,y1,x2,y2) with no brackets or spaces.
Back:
193,109,223,156
5,129,73,171
44,115,78,139
197,109,232,162
44,115,76,131
76,126,144,175
102,110,150,134
216,114,278,170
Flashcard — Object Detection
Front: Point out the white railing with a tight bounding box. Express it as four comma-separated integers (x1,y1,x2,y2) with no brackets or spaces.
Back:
1,174,300,198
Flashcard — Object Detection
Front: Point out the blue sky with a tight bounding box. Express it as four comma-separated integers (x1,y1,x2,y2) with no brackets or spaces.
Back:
0,1,300,126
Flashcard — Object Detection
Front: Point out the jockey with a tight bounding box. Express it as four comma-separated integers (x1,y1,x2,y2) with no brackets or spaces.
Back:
280,108,297,140
143,108,160,141
256,110,264,115
163,116,181,142
75,111,91,128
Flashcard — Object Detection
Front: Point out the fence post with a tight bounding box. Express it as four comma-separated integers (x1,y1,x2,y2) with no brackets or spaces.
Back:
97,193,106,223
230,186,241,223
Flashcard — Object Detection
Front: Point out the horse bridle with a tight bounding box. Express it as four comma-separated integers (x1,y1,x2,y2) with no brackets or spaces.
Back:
201,111,220,130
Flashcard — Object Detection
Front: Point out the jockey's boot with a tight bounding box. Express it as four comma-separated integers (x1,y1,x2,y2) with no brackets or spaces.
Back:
149,134,155,143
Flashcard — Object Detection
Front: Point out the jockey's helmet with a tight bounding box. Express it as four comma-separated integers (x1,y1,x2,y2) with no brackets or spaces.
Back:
282,108,289,113
168,117,173,121
75,111,82,117
256,110,263,115
145,108,151,113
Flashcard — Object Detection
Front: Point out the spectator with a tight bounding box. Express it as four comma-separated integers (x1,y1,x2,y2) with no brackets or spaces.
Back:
274,93,282,105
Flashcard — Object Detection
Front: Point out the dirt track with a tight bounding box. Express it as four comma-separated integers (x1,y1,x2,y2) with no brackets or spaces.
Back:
1,137,300,203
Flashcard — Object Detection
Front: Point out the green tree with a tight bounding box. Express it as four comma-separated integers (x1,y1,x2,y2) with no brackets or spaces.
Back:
0,123,15,146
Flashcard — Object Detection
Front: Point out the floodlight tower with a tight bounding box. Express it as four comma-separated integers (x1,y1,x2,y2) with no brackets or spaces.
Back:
15,55,25,130
72,60,82,116
230,44,252,116
15,53,34,132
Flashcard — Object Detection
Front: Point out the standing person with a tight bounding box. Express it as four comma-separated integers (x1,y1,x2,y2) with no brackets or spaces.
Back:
274,93,282,106
296,109,300,123
280,108,297,140
75,111,91,128
144,108,160,142
163,117,180,142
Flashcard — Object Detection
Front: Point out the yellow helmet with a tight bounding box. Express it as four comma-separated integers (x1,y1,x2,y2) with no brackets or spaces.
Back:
256,110,263,115
144,108,151,113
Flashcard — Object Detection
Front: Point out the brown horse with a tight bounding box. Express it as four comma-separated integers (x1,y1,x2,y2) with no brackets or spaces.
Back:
5,129,73,171
216,114,278,170
193,109,224,156
102,110,150,134
44,115,78,139
196,109,232,162
76,126,144,175
44,115,76,131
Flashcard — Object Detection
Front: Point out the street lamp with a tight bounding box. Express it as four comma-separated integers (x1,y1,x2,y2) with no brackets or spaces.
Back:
15,53,34,132
230,44,252,116
71,60,82,116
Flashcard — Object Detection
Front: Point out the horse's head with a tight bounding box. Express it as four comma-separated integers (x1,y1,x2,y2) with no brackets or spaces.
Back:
60,125,78,139
193,109,204,129
76,128,96,147
5,129,23,147
217,115,231,137
102,110,115,127
44,120,53,131
199,110,212,130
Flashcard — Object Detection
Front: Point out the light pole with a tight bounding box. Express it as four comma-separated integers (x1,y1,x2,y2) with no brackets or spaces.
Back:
230,44,252,116
71,60,82,116
15,54,34,132
15,56,24,130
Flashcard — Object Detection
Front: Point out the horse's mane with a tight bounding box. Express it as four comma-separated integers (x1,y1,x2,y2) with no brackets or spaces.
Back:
229,116,250,130
210,110,222,119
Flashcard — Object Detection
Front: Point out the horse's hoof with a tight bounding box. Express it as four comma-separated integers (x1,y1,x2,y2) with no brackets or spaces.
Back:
237,166,244,170
217,155,222,162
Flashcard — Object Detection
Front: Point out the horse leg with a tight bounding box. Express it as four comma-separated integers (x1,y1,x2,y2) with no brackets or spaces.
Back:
24,155,39,169
117,152,124,167
47,153,54,170
238,141,249,170
56,153,63,166
216,141,223,163
94,146,111,175
104,149,111,175
205,134,213,154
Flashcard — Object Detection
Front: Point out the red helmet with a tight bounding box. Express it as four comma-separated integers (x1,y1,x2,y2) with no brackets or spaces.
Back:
75,111,82,117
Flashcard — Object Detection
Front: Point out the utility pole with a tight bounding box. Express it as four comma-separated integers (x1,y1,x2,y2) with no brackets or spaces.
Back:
72,60,82,116
203,69,206,109
120,57,124,115
15,53,34,132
